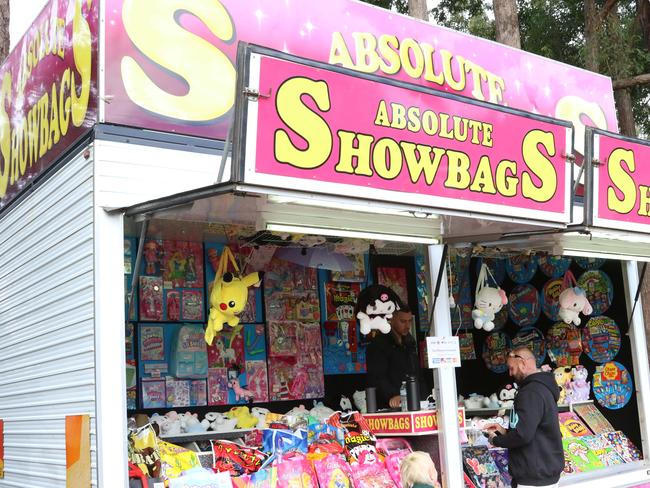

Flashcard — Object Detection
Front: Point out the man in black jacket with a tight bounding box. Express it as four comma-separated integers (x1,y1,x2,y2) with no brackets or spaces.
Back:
486,347,564,488
365,305,418,409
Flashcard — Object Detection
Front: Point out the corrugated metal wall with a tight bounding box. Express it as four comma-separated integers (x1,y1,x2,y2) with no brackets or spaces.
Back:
0,148,97,487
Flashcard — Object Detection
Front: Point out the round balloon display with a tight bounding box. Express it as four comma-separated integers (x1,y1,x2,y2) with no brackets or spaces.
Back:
593,361,633,410
577,270,614,315
582,316,621,363
508,284,541,327
482,331,511,374
538,255,572,278
474,258,506,286
506,255,538,284
541,278,563,321
575,257,605,270
512,327,546,367
546,322,582,366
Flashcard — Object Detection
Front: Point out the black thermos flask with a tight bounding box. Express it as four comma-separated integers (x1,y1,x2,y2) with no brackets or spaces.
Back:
406,375,420,411
365,387,377,413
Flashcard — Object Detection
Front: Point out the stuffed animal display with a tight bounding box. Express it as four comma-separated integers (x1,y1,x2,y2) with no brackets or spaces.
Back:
498,384,518,407
206,246,263,345
567,365,591,404
558,287,593,326
354,285,402,335
558,270,593,326
472,264,507,332
352,390,367,413
554,366,573,404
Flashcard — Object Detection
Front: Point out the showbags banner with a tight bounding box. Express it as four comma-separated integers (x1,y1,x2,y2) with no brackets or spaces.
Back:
0,0,98,209
591,130,650,232
102,0,617,146
236,48,573,224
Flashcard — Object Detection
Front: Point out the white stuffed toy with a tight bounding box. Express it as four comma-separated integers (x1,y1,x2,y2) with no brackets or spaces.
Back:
464,393,486,410
202,412,238,432
352,390,367,413
472,264,507,332
340,395,353,412
181,412,207,433
251,407,270,429
472,287,507,332
558,286,592,326
311,401,336,423
482,393,501,409
569,365,591,403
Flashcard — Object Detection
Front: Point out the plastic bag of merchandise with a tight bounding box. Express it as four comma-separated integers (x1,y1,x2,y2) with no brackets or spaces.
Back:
377,438,412,486
350,461,397,488
128,424,162,478
231,467,278,488
313,454,355,487
169,467,232,488
327,412,384,465
275,452,318,488
307,423,344,455
158,440,201,480
211,439,267,477
262,428,308,455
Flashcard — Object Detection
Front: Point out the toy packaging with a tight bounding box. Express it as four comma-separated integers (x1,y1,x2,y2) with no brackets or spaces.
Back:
603,431,642,463
573,403,615,434
142,379,166,409
170,324,208,378
350,462,396,488
558,412,592,438
211,439,267,476
582,316,621,363
328,412,383,466
461,446,506,488
275,452,318,488
546,322,582,366
313,454,354,488
577,270,613,315
232,467,278,488
489,448,512,486
592,361,633,410
562,437,605,472
581,435,625,467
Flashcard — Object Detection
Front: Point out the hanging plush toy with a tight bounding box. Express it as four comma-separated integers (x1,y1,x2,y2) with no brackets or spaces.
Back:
558,270,593,326
206,247,263,345
472,263,507,332
354,285,402,335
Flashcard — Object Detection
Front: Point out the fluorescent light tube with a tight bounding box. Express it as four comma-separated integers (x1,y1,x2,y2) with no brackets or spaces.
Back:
266,223,439,244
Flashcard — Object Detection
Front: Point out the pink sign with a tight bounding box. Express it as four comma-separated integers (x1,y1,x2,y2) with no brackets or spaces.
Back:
103,0,616,146
594,132,650,232
243,53,572,223
0,0,98,209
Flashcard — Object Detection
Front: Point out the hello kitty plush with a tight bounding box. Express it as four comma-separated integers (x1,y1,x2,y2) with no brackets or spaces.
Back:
472,264,507,332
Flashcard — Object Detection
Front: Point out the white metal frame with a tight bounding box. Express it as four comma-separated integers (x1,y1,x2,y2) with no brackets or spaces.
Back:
94,196,128,487
428,245,464,488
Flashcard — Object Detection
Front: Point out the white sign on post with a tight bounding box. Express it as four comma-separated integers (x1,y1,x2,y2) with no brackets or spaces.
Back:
426,336,461,368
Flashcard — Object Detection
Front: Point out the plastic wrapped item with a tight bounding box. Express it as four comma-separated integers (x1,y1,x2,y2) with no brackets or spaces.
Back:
232,467,278,488
275,452,318,488
158,440,201,480
350,462,396,488
128,424,161,478
313,455,354,488
169,467,232,488
328,412,383,465
263,428,308,455
211,439,267,476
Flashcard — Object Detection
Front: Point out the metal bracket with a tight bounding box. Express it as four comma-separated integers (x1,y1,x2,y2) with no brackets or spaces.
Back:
243,87,272,101
591,158,602,167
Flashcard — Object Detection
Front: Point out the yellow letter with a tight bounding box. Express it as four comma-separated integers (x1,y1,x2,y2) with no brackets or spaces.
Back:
49,82,61,148
0,72,10,197
374,100,390,127
372,138,402,180
440,50,466,92
71,0,93,127
336,130,374,176
495,159,518,197
38,92,50,158
445,150,471,189
377,35,400,75
390,103,406,130
555,95,607,157
121,0,236,122
351,32,380,73
521,130,557,203
607,147,636,214
401,142,445,185
59,68,71,137
399,39,424,79
329,32,355,68
274,77,332,169
638,185,650,217
469,155,497,194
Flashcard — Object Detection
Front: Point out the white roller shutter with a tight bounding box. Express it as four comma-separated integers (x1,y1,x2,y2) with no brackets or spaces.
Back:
0,147,97,487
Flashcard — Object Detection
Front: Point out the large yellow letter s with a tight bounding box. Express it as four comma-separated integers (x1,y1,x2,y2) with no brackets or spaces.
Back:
274,77,333,169
121,0,236,122
607,148,636,214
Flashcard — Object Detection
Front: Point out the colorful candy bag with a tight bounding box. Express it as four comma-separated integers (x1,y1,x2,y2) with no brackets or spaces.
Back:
263,428,308,454
275,452,318,488
128,424,161,478
328,412,383,465
350,462,396,488
211,439,267,476
307,423,344,455
313,455,355,488
158,440,201,480
232,467,278,488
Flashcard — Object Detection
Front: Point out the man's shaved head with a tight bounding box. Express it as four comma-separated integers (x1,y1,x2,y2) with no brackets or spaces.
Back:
506,346,538,381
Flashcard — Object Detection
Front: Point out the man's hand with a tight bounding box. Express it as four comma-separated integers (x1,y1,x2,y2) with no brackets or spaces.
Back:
389,395,402,409
484,423,506,443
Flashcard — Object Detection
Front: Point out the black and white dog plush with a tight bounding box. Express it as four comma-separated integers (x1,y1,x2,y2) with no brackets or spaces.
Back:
355,285,402,335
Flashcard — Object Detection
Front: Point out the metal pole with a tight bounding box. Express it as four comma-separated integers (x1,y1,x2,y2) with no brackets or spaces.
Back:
427,244,463,488
126,218,149,322
217,126,233,184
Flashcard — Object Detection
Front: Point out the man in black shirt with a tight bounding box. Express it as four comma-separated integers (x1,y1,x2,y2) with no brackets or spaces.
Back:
486,347,564,488
365,304,418,409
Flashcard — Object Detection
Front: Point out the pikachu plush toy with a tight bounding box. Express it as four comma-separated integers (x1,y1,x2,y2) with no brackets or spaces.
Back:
205,247,263,345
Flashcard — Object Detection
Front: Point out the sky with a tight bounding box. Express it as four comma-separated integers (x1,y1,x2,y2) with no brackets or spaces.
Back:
10,0,48,49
